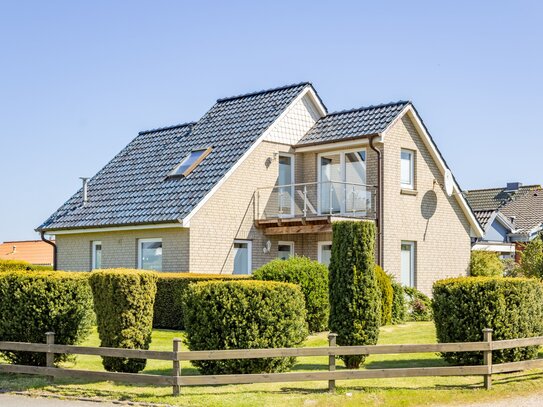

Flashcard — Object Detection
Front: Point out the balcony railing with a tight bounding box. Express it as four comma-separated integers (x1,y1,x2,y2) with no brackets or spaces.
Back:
255,181,377,221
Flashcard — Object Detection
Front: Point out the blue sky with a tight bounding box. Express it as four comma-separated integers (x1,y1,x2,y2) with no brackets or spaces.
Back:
1,1,542,241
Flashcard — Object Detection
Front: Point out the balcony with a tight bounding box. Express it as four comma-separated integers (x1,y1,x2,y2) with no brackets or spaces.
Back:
255,181,376,235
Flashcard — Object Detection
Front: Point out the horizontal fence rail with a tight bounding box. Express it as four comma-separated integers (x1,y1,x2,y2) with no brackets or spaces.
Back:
1,329,543,395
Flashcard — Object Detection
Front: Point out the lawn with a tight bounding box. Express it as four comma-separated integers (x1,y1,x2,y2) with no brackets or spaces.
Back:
1,322,543,406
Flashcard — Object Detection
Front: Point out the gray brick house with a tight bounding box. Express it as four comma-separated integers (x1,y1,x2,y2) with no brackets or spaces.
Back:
38,83,483,295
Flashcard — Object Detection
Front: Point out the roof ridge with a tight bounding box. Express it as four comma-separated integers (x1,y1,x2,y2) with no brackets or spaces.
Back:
325,100,411,117
138,121,196,135
216,82,311,103
466,184,542,193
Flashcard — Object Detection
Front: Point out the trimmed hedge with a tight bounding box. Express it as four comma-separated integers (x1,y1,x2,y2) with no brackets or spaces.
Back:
153,273,249,330
89,269,158,373
0,271,93,365
404,287,433,321
390,279,407,324
329,221,380,369
253,257,329,332
183,280,308,375
469,251,503,277
375,266,393,326
0,259,53,272
433,277,543,365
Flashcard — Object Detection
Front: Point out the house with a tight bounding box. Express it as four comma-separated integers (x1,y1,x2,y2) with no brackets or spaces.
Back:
465,183,543,260
37,83,483,295
0,240,54,266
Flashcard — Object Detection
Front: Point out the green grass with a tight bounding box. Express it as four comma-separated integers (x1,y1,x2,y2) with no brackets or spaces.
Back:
2,322,543,406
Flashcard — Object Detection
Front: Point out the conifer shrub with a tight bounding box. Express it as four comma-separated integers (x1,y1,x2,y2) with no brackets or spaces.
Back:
183,280,308,375
253,256,329,332
328,221,380,369
433,277,543,365
374,266,393,326
470,251,504,277
390,279,407,324
89,269,157,373
0,271,93,365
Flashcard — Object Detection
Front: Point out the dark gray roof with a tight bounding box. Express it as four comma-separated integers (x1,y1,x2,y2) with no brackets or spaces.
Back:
38,83,310,231
501,189,543,235
464,185,541,212
296,101,409,146
473,210,495,228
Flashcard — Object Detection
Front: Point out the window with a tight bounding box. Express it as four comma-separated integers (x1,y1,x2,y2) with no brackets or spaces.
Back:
400,149,414,189
318,241,333,266
91,241,102,270
138,238,163,271
277,241,294,260
401,241,415,287
169,147,212,177
278,154,294,217
233,240,252,275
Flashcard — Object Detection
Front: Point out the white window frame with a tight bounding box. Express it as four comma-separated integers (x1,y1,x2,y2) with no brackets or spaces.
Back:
400,149,415,190
91,241,102,270
233,239,252,275
317,148,367,215
278,153,295,218
401,241,416,287
277,241,295,259
318,241,333,264
137,238,163,270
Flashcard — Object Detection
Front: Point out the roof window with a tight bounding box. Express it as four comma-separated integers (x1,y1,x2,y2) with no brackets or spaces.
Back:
169,147,212,177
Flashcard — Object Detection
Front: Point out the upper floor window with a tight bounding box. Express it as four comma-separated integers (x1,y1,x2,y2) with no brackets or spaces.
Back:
91,241,102,270
169,147,212,177
138,238,163,271
400,149,414,189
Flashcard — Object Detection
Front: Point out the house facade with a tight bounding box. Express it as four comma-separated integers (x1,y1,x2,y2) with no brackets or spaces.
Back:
38,83,483,296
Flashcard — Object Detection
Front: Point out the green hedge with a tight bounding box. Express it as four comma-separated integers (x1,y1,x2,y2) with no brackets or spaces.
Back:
404,287,433,321
89,269,158,373
0,271,93,365
375,266,393,326
183,280,308,375
153,273,249,330
469,251,503,277
253,257,329,332
0,259,53,272
390,279,407,324
433,277,543,365
329,221,380,369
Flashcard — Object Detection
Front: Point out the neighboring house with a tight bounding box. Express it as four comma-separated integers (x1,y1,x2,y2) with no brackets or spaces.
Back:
465,183,543,259
37,82,483,295
0,240,54,266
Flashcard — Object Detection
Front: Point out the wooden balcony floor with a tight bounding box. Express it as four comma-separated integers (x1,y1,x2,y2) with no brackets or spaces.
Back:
255,215,373,235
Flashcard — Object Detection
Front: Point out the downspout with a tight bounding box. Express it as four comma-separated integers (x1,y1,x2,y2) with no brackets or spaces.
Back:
40,231,57,271
369,135,383,267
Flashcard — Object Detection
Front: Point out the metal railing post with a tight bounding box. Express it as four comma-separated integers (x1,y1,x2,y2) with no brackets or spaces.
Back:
328,333,337,393
329,183,333,215
351,185,356,214
279,190,284,215
483,328,493,390
173,338,182,396
303,185,307,218
45,332,55,383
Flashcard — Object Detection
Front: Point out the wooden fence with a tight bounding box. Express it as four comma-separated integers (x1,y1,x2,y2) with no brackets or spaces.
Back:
1,329,543,395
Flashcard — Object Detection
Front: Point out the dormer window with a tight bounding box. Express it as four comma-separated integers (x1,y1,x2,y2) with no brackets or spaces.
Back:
169,147,212,177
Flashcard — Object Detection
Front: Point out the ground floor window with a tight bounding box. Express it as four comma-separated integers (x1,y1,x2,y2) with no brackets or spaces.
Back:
233,240,252,274
91,241,102,270
138,238,163,271
401,241,416,287
318,241,333,266
278,241,294,260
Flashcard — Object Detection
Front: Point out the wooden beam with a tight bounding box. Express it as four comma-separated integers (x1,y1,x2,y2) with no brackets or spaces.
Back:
264,224,332,235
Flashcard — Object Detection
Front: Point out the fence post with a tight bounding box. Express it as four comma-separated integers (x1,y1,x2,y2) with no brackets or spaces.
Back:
328,333,337,393
172,338,182,396
45,332,55,383
483,328,493,390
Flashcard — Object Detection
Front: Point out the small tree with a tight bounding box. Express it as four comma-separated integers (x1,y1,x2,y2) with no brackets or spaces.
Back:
469,251,503,277
329,221,380,369
520,236,543,279
374,266,393,326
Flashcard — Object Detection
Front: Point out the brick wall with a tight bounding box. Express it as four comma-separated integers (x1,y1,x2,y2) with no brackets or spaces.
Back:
56,227,189,272
381,114,471,296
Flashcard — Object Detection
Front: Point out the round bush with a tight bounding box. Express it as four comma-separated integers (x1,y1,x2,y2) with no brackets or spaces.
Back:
404,287,433,321
0,271,94,366
433,277,543,365
329,221,380,369
183,280,308,375
153,273,249,330
374,266,393,326
470,251,504,277
253,256,329,332
89,269,158,373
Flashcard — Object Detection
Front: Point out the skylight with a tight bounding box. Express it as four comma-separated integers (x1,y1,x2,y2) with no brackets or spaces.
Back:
170,148,212,177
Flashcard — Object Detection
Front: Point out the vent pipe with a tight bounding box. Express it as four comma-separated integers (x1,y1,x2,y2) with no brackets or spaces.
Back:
80,177,89,205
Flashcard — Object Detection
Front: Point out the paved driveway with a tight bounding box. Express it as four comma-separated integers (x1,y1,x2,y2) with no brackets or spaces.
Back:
0,394,120,406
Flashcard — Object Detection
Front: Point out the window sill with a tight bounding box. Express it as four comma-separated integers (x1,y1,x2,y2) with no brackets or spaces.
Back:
400,188,418,196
